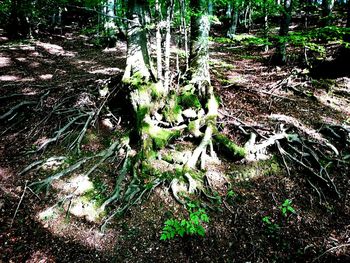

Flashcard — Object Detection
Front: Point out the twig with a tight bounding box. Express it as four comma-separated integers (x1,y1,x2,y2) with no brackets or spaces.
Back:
11,181,28,227
276,140,291,177
18,160,45,176
313,244,350,262
223,200,235,214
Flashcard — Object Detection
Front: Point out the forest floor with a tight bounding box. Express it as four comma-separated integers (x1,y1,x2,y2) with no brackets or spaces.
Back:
0,27,350,262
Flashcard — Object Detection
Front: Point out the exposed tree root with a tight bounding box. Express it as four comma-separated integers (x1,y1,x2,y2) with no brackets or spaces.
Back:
0,101,37,121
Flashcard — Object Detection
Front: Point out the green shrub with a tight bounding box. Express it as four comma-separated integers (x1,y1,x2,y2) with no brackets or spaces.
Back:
160,202,209,240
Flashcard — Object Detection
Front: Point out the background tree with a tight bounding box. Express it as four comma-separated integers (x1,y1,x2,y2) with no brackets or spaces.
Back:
273,0,292,64
321,0,335,26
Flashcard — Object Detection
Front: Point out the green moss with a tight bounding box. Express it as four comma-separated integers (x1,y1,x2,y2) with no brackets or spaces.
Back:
143,124,180,149
163,94,183,124
153,129,179,149
183,167,205,181
260,156,281,176
137,106,150,127
188,119,201,137
150,81,165,99
83,176,108,207
123,72,145,87
214,133,247,158
229,155,282,181
179,91,202,109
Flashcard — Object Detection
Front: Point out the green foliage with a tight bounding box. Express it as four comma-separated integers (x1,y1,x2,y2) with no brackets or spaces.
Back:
279,199,296,217
226,189,236,198
210,35,271,48
277,26,350,60
160,202,209,241
262,215,280,233
124,72,146,87
262,199,296,235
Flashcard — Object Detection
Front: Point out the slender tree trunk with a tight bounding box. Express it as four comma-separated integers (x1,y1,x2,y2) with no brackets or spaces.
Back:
274,0,292,64
180,0,189,70
347,0,350,27
187,0,218,169
304,0,312,28
123,0,152,80
189,0,211,97
321,0,335,26
226,3,232,18
208,0,214,16
164,0,175,92
263,0,269,52
227,1,239,38
6,0,31,39
105,0,117,47
155,0,163,81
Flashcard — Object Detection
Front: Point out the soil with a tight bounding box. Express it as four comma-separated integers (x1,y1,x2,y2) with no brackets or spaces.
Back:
1,27,350,263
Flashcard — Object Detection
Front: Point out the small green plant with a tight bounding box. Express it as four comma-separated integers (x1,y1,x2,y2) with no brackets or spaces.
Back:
262,215,280,233
160,202,209,241
279,199,296,217
226,189,236,198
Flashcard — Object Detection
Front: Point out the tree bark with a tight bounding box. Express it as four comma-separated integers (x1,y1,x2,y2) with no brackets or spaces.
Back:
274,0,292,64
227,1,239,38
104,0,117,47
123,0,152,81
189,0,211,98
321,0,335,26
155,0,163,81
180,0,189,70
347,0,350,28
6,0,32,39
164,0,175,92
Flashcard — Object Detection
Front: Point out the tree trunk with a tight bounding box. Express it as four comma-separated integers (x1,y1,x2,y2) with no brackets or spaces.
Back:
186,0,219,169
6,0,31,39
155,0,163,81
104,0,117,47
227,1,239,38
122,0,218,176
347,0,350,28
321,0,335,26
274,0,292,64
164,0,175,92
189,0,211,98
263,0,269,52
123,0,152,81
180,0,189,70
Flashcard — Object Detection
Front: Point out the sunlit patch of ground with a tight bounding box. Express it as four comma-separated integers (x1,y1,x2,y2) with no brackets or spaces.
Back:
0,75,20,81
0,55,11,67
26,250,55,263
35,41,77,57
39,74,53,80
36,172,116,252
37,204,116,252
89,67,123,75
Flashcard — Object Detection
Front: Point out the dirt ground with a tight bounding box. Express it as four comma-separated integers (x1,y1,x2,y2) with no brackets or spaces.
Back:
1,27,350,262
